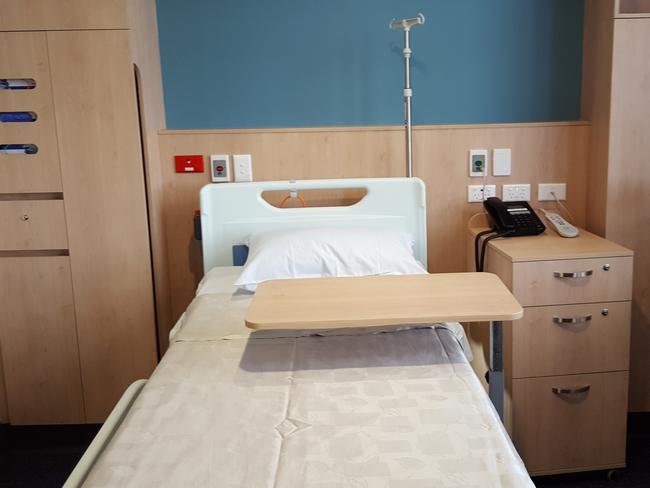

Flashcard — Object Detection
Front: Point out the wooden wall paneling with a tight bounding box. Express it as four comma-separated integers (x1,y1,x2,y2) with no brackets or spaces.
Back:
415,123,589,274
0,257,84,425
0,32,63,193
127,0,172,354
0,343,8,423
0,200,68,250
158,127,404,326
581,0,615,236
47,30,157,422
0,0,128,31
607,18,650,411
158,122,589,331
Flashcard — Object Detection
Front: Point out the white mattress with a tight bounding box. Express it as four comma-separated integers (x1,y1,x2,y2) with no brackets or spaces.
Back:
84,268,534,487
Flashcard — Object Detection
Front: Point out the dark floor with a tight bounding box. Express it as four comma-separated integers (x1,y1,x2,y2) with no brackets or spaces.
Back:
0,415,648,487
0,424,100,488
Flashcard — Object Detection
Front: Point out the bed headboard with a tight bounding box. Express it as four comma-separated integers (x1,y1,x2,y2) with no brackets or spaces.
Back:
199,177,427,273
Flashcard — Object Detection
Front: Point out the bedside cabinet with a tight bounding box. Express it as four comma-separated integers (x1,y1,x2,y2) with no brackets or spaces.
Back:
467,228,633,476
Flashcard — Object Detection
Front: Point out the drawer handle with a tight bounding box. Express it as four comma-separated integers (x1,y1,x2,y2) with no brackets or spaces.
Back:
20,214,29,221
553,270,593,279
553,315,592,325
552,385,591,395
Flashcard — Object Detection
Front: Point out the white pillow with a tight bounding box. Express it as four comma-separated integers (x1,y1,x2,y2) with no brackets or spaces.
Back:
234,227,427,291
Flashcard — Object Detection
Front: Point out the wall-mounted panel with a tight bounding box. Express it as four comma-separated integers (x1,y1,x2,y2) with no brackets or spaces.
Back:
157,0,585,129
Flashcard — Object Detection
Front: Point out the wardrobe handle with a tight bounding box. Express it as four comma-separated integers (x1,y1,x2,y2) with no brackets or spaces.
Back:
553,270,593,278
0,78,36,90
552,315,592,325
552,385,591,395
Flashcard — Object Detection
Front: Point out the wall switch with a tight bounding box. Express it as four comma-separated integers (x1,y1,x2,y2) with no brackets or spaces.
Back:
210,154,230,182
467,184,497,203
502,183,531,202
233,154,253,182
493,148,512,176
538,183,566,201
469,149,489,177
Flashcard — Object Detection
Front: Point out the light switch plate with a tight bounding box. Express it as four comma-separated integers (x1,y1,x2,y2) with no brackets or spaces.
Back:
233,154,253,182
493,148,512,176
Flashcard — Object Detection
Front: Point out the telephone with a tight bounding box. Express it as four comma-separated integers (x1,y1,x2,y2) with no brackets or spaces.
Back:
474,197,545,271
483,197,545,237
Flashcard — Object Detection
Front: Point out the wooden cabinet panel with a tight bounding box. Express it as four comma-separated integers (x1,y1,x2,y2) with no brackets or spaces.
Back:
0,32,62,193
0,200,68,250
512,302,631,378
512,256,633,306
513,371,628,474
608,18,650,411
0,257,84,424
0,345,7,423
0,0,127,31
47,30,157,422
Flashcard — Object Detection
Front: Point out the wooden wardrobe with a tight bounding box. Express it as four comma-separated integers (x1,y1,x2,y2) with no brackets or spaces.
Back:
0,0,166,424
582,0,650,411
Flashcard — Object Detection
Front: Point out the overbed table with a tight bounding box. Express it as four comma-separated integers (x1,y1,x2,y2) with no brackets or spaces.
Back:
246,272,524,420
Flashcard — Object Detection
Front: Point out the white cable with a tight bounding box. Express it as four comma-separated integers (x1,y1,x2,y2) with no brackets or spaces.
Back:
551,191,576,223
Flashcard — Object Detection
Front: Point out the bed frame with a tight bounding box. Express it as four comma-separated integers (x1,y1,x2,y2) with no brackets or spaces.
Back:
65,177,428,486
199,177,428,273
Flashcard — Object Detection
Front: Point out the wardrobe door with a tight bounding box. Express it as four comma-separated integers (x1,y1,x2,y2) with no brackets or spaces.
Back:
0,257,85,424
47,30,157,422
0,32,62,193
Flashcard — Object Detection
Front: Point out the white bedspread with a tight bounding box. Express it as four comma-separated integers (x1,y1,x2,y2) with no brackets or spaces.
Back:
83,269,534,488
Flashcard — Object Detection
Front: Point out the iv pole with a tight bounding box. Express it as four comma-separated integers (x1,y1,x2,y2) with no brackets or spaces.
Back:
389,14,425,178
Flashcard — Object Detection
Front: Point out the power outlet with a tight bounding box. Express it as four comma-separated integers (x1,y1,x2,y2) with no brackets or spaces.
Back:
502,184,531,202
233,154,253,182
467,184,497,203
538,183,566,201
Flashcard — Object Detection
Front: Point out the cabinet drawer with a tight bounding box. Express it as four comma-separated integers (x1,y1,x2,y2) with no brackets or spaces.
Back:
0,200,68,250
512,256,633,306
513,371,628,474
512,302,631,378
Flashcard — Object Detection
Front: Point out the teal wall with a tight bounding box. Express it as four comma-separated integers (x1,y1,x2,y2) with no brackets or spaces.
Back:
156,0,584,129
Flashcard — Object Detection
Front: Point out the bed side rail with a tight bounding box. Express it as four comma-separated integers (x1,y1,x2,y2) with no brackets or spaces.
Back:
63,379,147,488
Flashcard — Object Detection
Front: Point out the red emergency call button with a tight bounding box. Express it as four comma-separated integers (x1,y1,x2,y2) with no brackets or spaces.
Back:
174,155,204,173
216,165,224,172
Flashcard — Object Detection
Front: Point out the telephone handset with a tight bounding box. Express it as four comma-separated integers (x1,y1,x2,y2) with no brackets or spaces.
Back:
483,197,545,237
475,197,545,271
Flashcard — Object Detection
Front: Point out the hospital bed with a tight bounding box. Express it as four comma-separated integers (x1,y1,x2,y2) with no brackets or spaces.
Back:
65,178,534,487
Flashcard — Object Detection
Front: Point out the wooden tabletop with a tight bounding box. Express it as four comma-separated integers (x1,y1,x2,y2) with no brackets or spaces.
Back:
245,273,523,330
468,227,633,262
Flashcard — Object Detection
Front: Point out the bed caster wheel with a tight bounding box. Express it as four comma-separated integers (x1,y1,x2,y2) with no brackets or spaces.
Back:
607,469,619,481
